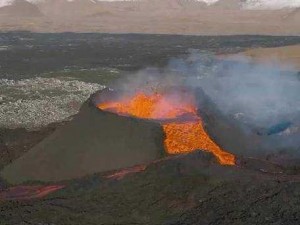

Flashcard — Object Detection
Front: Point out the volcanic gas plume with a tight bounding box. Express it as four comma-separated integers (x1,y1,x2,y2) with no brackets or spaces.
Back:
98,91,235,165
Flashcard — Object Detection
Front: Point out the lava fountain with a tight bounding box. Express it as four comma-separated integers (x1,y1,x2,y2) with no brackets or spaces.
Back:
98,91,235,165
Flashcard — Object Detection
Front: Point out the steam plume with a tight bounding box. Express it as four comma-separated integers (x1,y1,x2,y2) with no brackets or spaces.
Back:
107,51,300,150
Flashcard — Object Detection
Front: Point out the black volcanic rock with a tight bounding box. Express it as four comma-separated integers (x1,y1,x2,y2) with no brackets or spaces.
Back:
1,150,300,225
1,92,165,184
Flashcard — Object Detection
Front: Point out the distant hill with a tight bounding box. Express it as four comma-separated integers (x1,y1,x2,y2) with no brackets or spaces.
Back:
1,0,300,10
0,0,42,17
0,0,299,35
283,8,300,23
37,0,101,18
212,0,242,9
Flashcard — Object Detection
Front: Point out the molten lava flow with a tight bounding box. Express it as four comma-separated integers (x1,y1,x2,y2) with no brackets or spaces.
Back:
98,92,235,165
0,185,65,201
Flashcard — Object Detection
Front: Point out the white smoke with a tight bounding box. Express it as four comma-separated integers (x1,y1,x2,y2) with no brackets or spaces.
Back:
108,50,300,131
111,51,300,131
167,52,300,131
102,51,300,150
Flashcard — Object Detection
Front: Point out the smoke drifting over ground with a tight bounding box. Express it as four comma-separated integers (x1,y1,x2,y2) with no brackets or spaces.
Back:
108,51,300,150
180,53,300,128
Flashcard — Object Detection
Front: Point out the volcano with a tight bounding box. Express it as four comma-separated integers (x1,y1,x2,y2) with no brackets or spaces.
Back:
0,90,166,184
97,89,235,165
1,86,237,184
2,85,298,184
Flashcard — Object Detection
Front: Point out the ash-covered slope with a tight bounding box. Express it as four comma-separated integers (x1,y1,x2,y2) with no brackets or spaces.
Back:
1,90,165,184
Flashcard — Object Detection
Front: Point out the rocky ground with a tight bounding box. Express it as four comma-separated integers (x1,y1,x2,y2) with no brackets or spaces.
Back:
0,121,66,171
0,33,300,224
0,151,300,225
1,33,299,129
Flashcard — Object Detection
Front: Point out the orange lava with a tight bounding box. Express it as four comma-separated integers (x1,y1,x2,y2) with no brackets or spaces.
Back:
106,165,147,180
98,92,235,165
0,185,65,201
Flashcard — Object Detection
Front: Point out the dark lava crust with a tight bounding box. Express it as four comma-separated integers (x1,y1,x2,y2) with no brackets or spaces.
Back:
1,88,300,224
0,151,300,225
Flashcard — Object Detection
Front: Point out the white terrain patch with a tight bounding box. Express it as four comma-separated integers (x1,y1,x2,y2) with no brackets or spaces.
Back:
0,77,105,129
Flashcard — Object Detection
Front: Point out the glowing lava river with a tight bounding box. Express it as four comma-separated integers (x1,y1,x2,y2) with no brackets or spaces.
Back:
98,92,235,165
